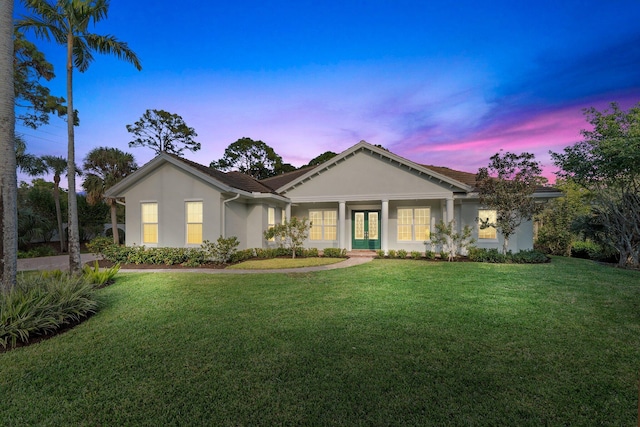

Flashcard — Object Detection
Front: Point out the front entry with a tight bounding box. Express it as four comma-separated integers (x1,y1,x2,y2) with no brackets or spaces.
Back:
352,210,381,250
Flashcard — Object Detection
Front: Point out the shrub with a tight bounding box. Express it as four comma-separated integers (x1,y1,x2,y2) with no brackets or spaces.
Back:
304,248,320,258
387,249,397,259
424,250,436,260
510,249,550,264
17,245,57,259
397,249,408,259
230,249,254,263
82,261,120,286
468,248,507,263
571,240,602,260
87,236,116,258
1,273,100,349
410,251,422,260
323,248,347,258
202,236,240,264
376,249,386,258
468,248,549,264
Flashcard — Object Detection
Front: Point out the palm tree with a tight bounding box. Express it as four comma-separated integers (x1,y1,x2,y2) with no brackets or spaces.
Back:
1,0,17,291
41,155,69,252
18,0,142,273
83,147,137,244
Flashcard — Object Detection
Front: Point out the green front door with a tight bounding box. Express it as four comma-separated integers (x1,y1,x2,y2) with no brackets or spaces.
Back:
352,210,381,250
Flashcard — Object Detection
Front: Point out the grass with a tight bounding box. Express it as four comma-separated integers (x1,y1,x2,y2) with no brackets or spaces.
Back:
1,257,638,425
228,257,344,269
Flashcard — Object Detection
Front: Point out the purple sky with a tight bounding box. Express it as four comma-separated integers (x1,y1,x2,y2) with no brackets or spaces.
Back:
15,0,640,186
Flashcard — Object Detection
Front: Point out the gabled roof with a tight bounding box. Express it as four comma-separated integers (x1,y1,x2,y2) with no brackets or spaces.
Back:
268,141,475,193
105,152,279,198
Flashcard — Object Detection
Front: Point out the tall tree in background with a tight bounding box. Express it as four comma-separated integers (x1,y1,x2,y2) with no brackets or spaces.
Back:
211,137,284,180
476,151,547,254
41,155,69,252
0,0,17,291
14,29,66,129
18,0,142,273
551,102,640,267
127,109,200,156
83,147,137,244
305,151,337,167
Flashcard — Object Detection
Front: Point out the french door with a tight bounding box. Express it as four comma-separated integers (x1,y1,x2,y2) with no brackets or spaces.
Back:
352,210,381,250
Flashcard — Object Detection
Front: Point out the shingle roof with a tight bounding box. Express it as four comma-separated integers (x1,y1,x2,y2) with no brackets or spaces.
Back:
259,166,318,191
420,164,479,187
167,154,276,194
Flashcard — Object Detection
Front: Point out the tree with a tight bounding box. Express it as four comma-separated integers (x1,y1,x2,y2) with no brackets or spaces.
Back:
431,220,475,261
1,0,17,291
41,155,69,252
211,137,284,180
305,151,337,167
15,135,44,175
126,109,200,156
476,151,547,254
263,217,311,259
18,0,142,273
82,147,137,244
14,29,66,129
551,102,640,267
535,179,592,256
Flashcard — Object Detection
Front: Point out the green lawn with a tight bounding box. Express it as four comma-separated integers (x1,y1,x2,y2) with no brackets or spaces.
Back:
1,257,639,426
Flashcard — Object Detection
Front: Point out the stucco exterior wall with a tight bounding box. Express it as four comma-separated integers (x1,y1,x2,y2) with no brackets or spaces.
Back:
122,162,223,247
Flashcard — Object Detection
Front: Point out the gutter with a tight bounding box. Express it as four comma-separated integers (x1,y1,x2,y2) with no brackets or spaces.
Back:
221,194,241,238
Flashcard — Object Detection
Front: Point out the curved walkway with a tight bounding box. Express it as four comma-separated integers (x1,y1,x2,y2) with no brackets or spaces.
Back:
17,253,374,274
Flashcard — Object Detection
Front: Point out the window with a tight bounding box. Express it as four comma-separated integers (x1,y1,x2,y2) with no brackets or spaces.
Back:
186,201,203,244
267,207,276,241
141,202,158,244
478,209,497,239
309,210,337,241
397,208,430,241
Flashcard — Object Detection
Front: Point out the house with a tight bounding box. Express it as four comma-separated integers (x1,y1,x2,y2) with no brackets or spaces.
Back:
105,141,561,253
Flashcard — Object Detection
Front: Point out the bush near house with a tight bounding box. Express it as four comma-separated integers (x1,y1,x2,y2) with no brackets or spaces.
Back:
468,248,549,264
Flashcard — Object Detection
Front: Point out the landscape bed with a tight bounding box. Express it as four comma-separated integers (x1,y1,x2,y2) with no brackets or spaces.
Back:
1,257,638,425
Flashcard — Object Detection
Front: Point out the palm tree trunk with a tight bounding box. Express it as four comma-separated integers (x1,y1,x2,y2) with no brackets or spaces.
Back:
0,0,17,291
109,199,119,244
53,176,65,252
66,31,81,273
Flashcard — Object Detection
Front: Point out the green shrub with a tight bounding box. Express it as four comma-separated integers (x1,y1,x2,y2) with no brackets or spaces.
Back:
410,251,422,260
230,249,254,263
304,248,320,258
202,236,240,264
468,248,549,264
376,250,386,258
571,240,602,260
17,245,57,259
387,249,397,259
397,249,408,259
323,248,347,258
511,249,550,264
86,236,116,258
1,273,100,349
424,250,436,260
82,261,120,286
468,248,507,263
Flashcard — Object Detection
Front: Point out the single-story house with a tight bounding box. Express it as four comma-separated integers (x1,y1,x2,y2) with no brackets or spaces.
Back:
105,141,561,253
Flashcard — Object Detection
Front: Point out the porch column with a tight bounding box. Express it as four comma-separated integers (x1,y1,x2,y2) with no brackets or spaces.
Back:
381,200,389,253
446,197,454,224
338,201,346,249
285,203,291,221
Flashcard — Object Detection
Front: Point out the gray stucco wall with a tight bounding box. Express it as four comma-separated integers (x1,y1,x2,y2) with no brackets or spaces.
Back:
122,162,223,247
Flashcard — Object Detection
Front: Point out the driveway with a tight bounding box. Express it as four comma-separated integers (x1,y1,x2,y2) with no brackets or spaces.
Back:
17,253,100,272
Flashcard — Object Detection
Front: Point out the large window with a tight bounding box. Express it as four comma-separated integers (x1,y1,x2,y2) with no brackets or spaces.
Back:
310,210,337,241
397,208,430,241
267,207,276,241
186,201,203,244
478,209,497,239
141,202,158,244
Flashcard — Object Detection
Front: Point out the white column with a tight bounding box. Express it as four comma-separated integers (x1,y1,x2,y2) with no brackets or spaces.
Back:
285,203,291,221
339,201,346,249
446,197,454,224
381,200,389,253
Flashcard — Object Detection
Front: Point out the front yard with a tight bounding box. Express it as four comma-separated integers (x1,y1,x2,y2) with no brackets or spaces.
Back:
1,257,638,425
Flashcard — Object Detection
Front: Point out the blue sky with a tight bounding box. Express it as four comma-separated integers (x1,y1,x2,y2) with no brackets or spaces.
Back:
14,0,640,185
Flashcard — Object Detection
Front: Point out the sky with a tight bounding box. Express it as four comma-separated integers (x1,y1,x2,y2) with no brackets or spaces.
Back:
14,0,640,186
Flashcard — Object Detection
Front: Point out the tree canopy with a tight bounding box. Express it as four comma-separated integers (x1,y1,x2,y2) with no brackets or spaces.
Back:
211,137,284,180
127,109,200,156
476,151,547,254
551,102,640,267
305,151,337,167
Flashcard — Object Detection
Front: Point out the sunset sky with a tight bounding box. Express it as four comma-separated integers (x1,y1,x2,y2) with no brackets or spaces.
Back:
14,0,640,185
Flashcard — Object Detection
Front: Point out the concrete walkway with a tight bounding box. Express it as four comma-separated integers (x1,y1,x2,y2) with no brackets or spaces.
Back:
17,253,374,274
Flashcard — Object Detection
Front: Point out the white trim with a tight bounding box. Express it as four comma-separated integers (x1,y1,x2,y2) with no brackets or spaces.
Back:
288,191,453,204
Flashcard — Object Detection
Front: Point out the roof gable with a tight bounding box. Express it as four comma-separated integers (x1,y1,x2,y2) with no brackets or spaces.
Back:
273,141,473,195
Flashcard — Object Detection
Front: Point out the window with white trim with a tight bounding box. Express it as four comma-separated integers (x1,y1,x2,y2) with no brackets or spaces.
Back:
397,207,430,241
478,209,497,239
267,207,276,241
186,201,203,244
309,210,337,241
141,202,158,244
